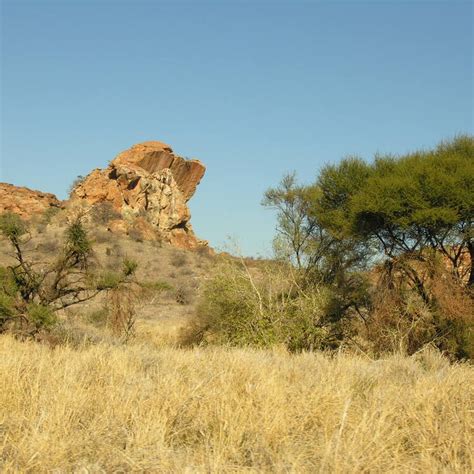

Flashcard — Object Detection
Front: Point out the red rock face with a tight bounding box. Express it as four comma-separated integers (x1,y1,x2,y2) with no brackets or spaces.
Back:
111,141,206,201
71,141,207,249
0,183,62,219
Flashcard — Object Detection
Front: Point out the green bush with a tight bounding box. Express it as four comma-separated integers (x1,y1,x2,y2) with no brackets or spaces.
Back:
0,212,138,337
182,258,333,350
0,212,27,240
122,258,138,277
0,267,18,296
0,292,15,325
42,207,60,225
27,303,57,328
85,307,109,327
96,271,123,290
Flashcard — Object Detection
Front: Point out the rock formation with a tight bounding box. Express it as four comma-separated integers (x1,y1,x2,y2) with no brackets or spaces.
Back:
70,141,206,249
0,183,62,218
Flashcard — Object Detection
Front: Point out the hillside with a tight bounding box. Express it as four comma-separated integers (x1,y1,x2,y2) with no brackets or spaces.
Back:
0,216,214,346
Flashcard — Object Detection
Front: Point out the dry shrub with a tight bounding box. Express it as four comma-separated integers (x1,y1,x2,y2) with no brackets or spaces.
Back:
105,242,123,259
195,245,213,259
85,307,109,327
179,267,194,276
180,257,332,350
91,202,121,225
364,287,435,356
365,258,474,359
35,239,60,254
92,229,111,244
174,280,195,305
128,227,144,243
34,221,47,234
105,287,137,342
171,251,187,267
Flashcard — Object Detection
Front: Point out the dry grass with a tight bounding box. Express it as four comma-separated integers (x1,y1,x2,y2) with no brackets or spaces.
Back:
1,335,472,473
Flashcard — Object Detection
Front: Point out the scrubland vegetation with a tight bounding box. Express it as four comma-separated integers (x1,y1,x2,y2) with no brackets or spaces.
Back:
187,136,474,360
0,136,473,472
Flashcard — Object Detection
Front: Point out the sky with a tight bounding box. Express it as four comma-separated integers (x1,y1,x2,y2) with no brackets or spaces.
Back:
1,0,472,256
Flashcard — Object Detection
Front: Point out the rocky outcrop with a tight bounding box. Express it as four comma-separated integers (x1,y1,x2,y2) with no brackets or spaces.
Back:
71,141,206,249
0,183,62,218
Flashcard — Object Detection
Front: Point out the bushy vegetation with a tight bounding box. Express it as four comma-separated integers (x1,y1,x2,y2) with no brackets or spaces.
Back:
0,212,137,337
90,201,122,225
189,136,474,359
182,258,336,350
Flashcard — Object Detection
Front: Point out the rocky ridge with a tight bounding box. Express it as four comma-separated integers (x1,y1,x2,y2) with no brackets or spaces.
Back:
1,141,207,249
0,183,63,218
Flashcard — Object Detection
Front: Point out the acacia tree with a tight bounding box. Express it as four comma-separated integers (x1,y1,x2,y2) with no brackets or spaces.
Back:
264,136,473,357
0,212,136,335
316,136,474,289
263,171,372,335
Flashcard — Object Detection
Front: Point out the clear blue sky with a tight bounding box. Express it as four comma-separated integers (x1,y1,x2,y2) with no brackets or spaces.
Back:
1,0,472,256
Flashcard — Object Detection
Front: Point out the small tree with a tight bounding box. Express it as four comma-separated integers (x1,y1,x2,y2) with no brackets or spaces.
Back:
263,172,371,335
0,212,136,336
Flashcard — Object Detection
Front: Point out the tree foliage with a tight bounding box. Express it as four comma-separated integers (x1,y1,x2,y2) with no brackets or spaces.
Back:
0,212,137,335
263,136,474,358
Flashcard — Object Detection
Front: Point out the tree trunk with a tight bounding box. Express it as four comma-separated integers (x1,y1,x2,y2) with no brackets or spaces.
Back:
468,241,474,287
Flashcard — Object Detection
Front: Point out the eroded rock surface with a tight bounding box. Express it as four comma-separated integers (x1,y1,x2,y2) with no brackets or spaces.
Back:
71,141,206,248
0,183,62,218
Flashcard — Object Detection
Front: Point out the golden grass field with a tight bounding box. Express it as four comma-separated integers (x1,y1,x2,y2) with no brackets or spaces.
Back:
1,334,473,473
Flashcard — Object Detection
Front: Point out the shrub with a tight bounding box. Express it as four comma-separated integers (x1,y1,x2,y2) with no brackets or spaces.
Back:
175,281,195,305
128,227,144,243
27,303,57,329
181,258,332,350
96,271,123,291
92,229,111,244
0,212,138,336
363,260,474,359
106,287,137,342
122,258,138,277
42,207,61,225
0,293,15,326
36,240,60,254
91,202,121,225
140,280,173,292
0,212,27,240
105,242,123,259
172,252,187,268
85,307,109,327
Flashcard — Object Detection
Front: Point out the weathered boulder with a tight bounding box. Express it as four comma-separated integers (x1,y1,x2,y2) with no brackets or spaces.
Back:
112,141,205,201
0,183,62,219
71,141,206,249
